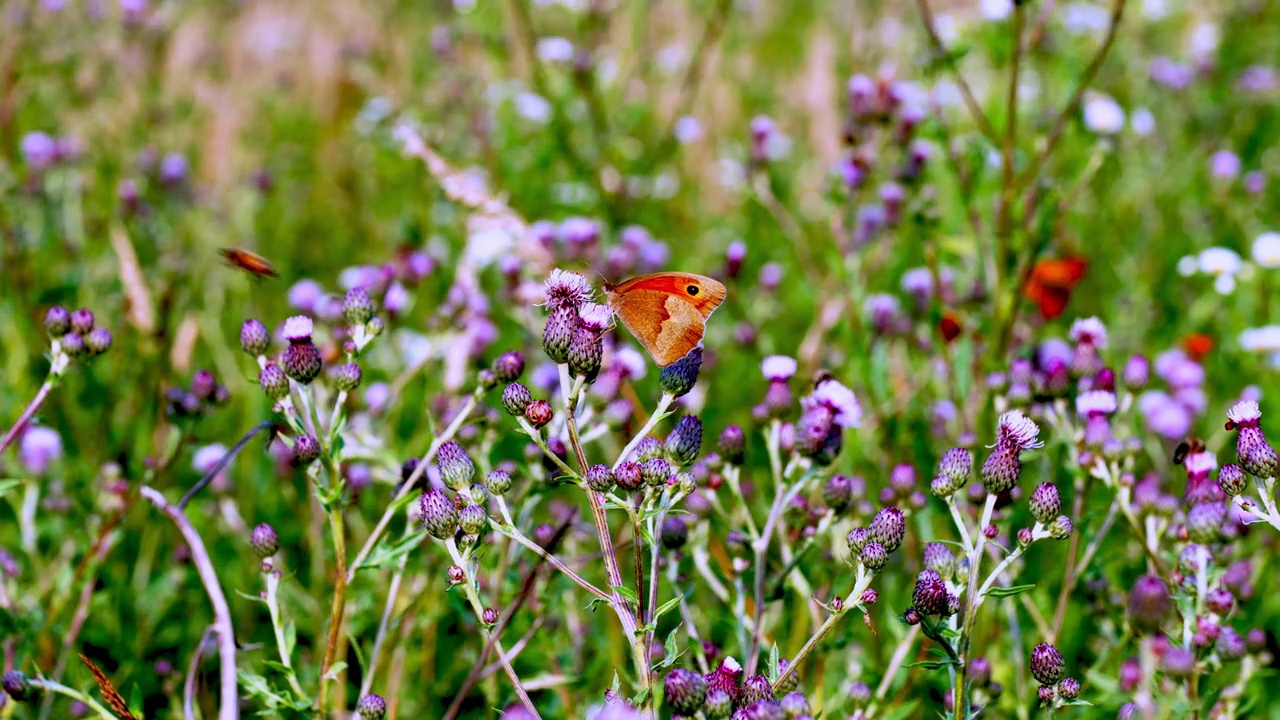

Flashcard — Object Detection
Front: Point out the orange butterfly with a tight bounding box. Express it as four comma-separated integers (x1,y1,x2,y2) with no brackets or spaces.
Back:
219,248,278,279
604,272,727,366
1023,257,1087,320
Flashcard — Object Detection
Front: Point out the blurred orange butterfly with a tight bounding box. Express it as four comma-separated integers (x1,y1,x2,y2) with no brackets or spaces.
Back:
1023,257,1087,320
219,248,278,279
605,272,727,366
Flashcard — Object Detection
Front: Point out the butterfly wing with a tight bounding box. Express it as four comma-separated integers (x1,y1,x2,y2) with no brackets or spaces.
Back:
606,273,726,366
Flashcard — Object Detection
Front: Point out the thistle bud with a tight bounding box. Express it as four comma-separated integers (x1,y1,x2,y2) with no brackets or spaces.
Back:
666,416,704,466
1186,502,1225,544
502,383,532,416
922,542,955,579
335,363,362,392
703,688,733,718
717,425,746,465
282,341,322,384
84,327,113,356
259,363,289,400
846,527,869,553
492,351,526,383
1218,463,1247,496
660,347,702,398
437,441,476,490
779,691,809,717
1128,575,1172,634
1029,643,1065,685
663,668,708,714
585,464,615,492
912,570,950,615
459,505,487,535
250,523,279,558
568,326,604,380
294,435,321,465
542,306,576,364
824,474,855,513
45,306,70,337
420,489,459,539
61,332,87,358
868,506,905,552
2,670,38,703
661,516,689,550
860,542,888,570
615,461,644,491
524,399,553,428
1227,401,1277,478
1029,483,1061,524
344,288,375,326
485,469,513,496
642,457,672,486
70,308,95,335
482,607,499,625
357,694,387,720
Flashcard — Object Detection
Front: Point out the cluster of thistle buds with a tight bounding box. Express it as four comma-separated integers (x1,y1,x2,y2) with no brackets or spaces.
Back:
419,441,498,551
164,368,231,419
1029,643,1080,709
662,656,817,719
845,505,907,575
1219,400,1280,528
43,306,113,374
541,269,611,381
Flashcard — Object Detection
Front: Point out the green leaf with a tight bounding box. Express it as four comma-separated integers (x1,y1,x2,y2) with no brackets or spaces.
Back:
361,530,428,571
234,590,268,605
904,659,958,670
322,662,347,681
768,644,780,681
612,585,639,604
285,621,296,657
652,595,683,622
1061,699,1095,707
128,684,144,718
985,583,1038,598
0,480,22,500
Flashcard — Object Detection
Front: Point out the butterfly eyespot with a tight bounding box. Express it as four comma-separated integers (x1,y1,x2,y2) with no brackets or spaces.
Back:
686,285,699,296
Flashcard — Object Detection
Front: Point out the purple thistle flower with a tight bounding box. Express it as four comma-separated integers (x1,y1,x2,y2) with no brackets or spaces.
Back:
1029,643,1065,685
19,426,62,475
250,523,279,558
1226,401,1277,477
1128,575,1172,634
543,269,593,311
357,694,387,720
663,668,708,714
868,506,905,552
614,462,643,491
420,489,459,539
912,570,950,615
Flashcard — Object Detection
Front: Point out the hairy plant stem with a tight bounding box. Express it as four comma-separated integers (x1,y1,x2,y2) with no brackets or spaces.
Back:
613,393,674,471
265,570,309,701
445,538,542,717
28,677,116,719
317,502,347,715
558,365,652,712
954,493,998,719
0,379,55,456
770,564,876,693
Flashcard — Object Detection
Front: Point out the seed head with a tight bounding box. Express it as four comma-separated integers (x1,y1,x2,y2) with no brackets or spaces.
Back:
437,441,476,490
1029,643,1065,685
660,347,703,398
250,523,279,558
868,506,906,552
420,489,459,539
344,288,375,326
1029,483,1061,524
45,306,70,337
357,694,387,720
240,319,271,356
492,351,526,383
524,399,553,428
663,668,708,714
666,416,704,466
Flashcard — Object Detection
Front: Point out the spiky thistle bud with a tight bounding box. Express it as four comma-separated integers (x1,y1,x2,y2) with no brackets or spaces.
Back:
1218,463,1247,496
70,308,95,335
666,416,703,466
344,288,375,326
869,506,906,552
492,351,525,383
860,542,888,570
481,607,499,625
282,341,322,384
939,447,972,486
85,327,113,355
664,668,708,714
1030,643,1065,685
779,691,809,717
250,523,279,558
824,474,855,513
524,399,553,428
45,306,70,337
568,325,604,379
660,347,702,398
459,505,487,535
240,319,270,356
294,435,321,465
1186,502,1225,544
642,457,672,486
740,674,773,705
912,570,950,615
357,694,387,720
420,489,459,539
615,461,644,491
703,689,733,719
259,363,289,401
61,332,87,358
661,516,689,550
542,306,576,364
1128,575,1172,635
485,469,513,496
2,670,38,703
1122,354,1149,391
585,464,615,492
502,383,532,416
1048,516,1073,540
1029,483,1061,524
632,437,664,463
923,542,955,579
335,363,362,392
437,441,475,490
